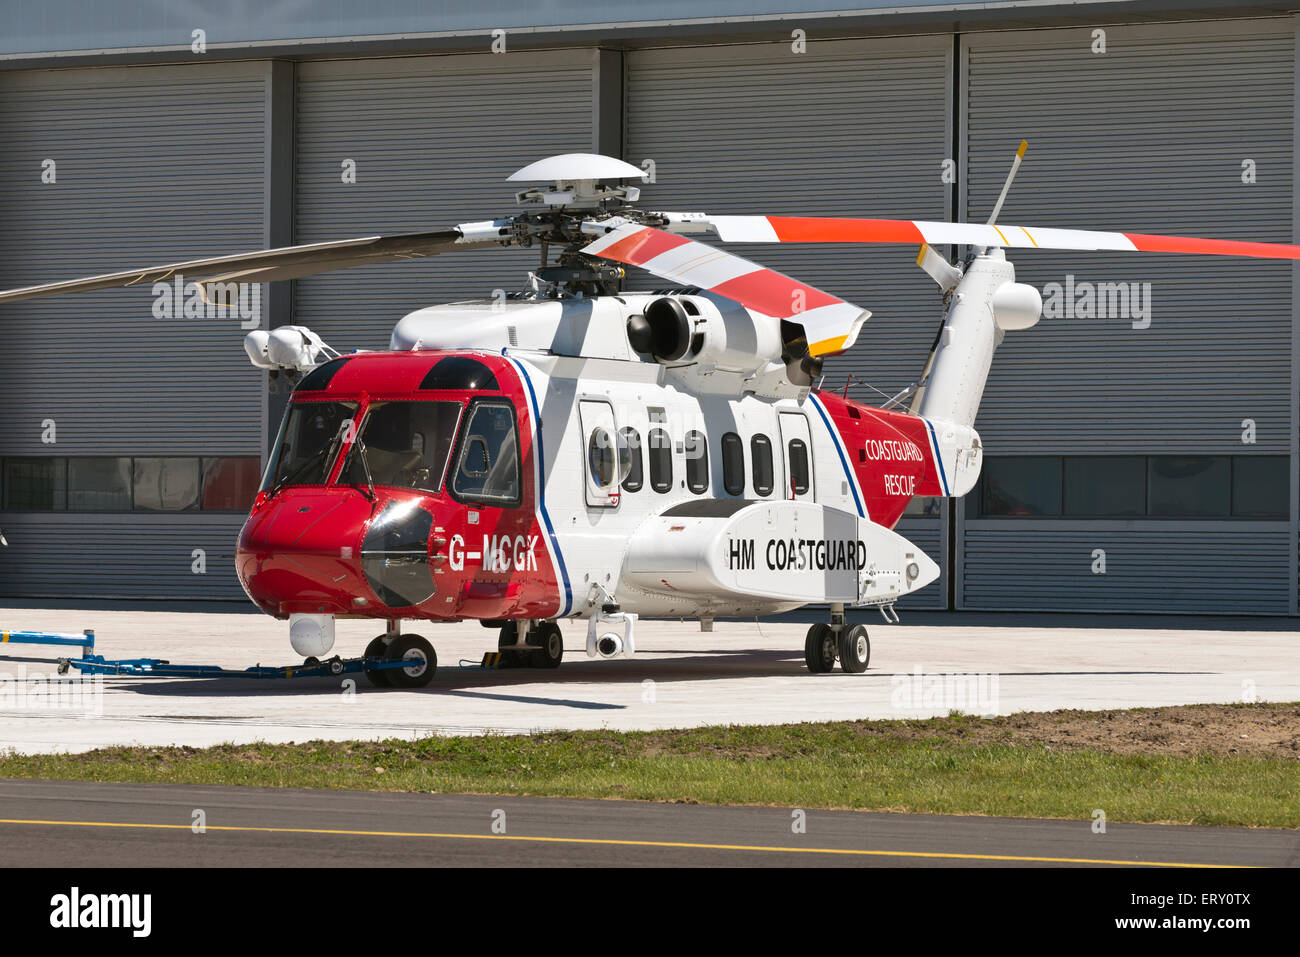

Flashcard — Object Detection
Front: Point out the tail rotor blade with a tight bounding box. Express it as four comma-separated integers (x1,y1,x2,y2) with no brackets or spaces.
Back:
916,243,963,292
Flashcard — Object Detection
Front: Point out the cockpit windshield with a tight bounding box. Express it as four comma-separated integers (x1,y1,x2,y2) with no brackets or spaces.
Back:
262,401,358,492
340,400,462,494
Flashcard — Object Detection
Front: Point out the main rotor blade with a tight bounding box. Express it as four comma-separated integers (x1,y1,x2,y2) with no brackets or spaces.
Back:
0,229,475,304
581,220,869,357
696,215,1300,260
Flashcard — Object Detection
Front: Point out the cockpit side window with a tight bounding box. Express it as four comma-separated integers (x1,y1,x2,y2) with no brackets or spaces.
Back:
450,400,521,506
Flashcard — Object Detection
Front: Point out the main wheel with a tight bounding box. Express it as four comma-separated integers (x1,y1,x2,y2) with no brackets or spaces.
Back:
363,635,392,688
526,621,564,669
385,634,436,688
838,624,870,674
804,623,837,674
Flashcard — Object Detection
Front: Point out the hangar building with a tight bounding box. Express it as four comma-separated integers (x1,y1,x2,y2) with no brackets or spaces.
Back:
0,0,1295,615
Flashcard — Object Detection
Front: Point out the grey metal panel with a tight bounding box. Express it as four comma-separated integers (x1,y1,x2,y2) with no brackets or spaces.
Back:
293,52,596,350
0,61,268,455
958,20,1295,616
624,37,953,401
0,513,248,600
1291,14,1300,616
0,1,1127,58
894,511,947,609
963,20,1293,455
961,521,1291,614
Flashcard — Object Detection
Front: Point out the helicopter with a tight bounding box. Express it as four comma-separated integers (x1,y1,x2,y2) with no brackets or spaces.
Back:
3,148,1298,688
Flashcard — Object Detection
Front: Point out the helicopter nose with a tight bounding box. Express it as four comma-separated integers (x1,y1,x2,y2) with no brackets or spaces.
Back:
236,490,376,615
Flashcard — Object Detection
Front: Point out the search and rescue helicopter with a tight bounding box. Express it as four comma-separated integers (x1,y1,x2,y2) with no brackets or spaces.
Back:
3,148,1298,687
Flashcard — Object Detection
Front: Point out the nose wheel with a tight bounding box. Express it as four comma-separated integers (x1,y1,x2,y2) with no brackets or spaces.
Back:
363,633,437,688
385,634,437,688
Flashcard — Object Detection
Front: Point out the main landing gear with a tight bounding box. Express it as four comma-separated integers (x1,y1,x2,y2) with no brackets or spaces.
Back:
497,620,564,669
363,627,437,688
804,603,870,674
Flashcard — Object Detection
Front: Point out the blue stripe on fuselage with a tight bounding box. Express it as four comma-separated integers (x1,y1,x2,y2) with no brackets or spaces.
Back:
809,393,865,519
505,354,572,616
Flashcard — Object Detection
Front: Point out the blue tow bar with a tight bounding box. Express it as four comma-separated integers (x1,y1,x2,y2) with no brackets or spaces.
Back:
1,628,96,658
58,655,415,680
2,627,415,681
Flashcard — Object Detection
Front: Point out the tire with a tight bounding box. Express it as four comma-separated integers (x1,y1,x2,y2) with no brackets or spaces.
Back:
804,623,836,674
838,624,870,674
363,635,392,688
526,622,564,669
385,634,437,688
497,624,525,668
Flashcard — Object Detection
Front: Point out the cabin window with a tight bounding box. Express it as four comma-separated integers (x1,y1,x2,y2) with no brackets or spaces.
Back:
341,400,462,493
587,428,617,489
751,434,774,497
721,432,744,496
788,438,810,495
685,430,709,494
450,400,520,506
648,428,672,493
620,428,644,492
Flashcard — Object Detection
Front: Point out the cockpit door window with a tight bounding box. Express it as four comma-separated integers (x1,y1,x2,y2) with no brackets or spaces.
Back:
449,400,521,507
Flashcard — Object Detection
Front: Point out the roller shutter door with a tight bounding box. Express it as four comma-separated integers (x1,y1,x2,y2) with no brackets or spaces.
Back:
959,20,1293,614
294,52,596,351
625,37,953,607
0,61,269,600
0,62,267,454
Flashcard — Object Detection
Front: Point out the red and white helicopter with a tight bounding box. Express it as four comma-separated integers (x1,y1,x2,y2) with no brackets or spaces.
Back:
4,148,1299,687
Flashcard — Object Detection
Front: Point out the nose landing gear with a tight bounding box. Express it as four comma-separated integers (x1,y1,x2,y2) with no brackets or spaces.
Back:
363,628,437,688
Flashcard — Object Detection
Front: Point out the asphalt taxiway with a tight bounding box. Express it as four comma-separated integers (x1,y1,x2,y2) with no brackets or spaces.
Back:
0,778,1292,867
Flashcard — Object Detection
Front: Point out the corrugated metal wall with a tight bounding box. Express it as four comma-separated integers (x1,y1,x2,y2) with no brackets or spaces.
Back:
0,513,246,599
623,36,954,607
0,62,268,453
958,20,1294,613
0,62,269,600
961,523,1292,614
293,52,596,351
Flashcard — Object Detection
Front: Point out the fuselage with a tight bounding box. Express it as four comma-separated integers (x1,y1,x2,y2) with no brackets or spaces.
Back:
236,347,952,622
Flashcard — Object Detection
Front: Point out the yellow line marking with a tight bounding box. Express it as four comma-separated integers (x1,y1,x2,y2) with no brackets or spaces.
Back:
0,818,1244,867
1020,225,1039,247
991,224,1011,247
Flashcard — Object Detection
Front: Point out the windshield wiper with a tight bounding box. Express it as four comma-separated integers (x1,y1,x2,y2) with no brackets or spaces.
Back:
271,421,348,498
352,437,377,501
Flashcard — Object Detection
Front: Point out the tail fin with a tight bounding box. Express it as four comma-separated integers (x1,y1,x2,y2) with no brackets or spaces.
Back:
915,250,1040,429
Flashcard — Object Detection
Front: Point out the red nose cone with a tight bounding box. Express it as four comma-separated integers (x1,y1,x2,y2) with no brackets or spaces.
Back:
237,490,375,616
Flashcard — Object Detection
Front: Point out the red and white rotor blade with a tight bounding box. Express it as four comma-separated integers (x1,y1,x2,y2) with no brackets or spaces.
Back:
581,220,869,357
705,216,1300,260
